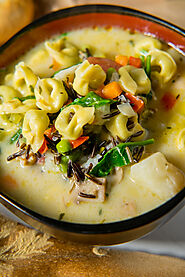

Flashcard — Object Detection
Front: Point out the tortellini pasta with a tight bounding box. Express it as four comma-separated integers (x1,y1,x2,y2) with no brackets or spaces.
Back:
0,114,22,132
13,62,38,96
176,128,185,150
0,85,21,103
55,105,95,140
134,37,162,54
35,78,68,113
0,98,37,114
73,60,106,96
105,113,145,141
45,38,79,68
22,110,49,152
54,64,80,83
118,65,151,95
149,49,177,85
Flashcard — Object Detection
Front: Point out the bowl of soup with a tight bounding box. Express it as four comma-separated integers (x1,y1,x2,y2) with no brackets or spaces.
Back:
0,4,184,245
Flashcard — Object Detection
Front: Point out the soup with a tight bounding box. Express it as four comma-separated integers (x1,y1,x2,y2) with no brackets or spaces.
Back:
0,27,184,223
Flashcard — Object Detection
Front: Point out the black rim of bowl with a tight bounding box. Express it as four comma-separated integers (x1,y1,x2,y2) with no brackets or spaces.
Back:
0,4,185,235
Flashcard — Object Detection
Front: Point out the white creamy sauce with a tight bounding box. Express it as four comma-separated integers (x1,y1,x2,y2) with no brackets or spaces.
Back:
0,27,184,223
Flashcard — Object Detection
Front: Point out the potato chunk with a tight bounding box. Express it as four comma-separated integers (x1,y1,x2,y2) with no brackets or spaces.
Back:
130,152,184,200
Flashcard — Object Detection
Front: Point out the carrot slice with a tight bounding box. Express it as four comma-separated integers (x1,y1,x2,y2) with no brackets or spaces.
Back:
125,92,144,113
52,58,61,71
38,138,48,155
44,126,55,139
161,92,177,111
129,56,142,68
102,81,122,99
115,55,128,66
70,136,89,149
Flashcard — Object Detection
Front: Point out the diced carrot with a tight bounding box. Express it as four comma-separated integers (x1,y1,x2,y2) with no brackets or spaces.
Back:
87,57,121,72
44,125,55,139
129,56,142,68
125,92,145,113
52,58,61,71
38,138,48,155
115,55,128,66
161,92,177,111
70,136,89,149
102,81,122,99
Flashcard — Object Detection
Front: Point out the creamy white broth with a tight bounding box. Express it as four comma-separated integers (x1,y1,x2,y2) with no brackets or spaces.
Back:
0,27,184,223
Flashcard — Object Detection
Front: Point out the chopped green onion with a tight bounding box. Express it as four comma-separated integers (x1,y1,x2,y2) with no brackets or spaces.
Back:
14,95,36,102
140,55,145,68
57,32,69,39
9,128,22,144
146,55,151,77
140,49,148,55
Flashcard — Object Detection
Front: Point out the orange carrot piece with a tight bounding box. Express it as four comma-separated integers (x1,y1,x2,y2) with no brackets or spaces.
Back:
52,58,61,71
115,55,128,66
102,81,122,99
161,92,177,111
125,92,145,113
129,56,142,68
44,125,55,139
38,138,48,155
70,136,89,149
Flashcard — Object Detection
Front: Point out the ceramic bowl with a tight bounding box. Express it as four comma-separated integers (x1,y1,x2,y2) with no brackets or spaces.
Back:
0,4,184,245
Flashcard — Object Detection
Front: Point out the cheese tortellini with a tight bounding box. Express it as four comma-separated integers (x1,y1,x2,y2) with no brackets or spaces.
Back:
149,49,177,85
0,85,21,103
0,98,37,114
55,105,95,140
35,78,68,113
22,110,49,152
134,37,162,54
73,60,106,96
118,65,151,95
13,62,38,96
45,38,79,68
105,113,145,141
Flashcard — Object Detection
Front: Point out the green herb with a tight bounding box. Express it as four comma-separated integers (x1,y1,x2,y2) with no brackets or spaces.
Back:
140,90,153,101
140,55,145,68
58,213,65,220
90,139,154,177
62,91,116,111
14,95,36,102
145,55,151,77
140,49,148,55
9,128,22,144
99,208,102,215
57,32,69,39
59,156,69,173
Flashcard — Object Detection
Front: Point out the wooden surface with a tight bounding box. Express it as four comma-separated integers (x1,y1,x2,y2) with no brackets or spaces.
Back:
0,216,185,277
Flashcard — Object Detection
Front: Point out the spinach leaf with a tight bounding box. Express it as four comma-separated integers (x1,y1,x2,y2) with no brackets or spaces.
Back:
62,91,116,110
90,139,154,177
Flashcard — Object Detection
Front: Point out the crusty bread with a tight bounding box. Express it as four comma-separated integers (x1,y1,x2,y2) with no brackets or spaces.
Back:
0,0,34,45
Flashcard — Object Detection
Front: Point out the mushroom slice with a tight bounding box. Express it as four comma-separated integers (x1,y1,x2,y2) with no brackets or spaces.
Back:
71,176,106,203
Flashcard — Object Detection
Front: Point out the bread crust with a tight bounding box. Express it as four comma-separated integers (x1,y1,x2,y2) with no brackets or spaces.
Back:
0,0,34,45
